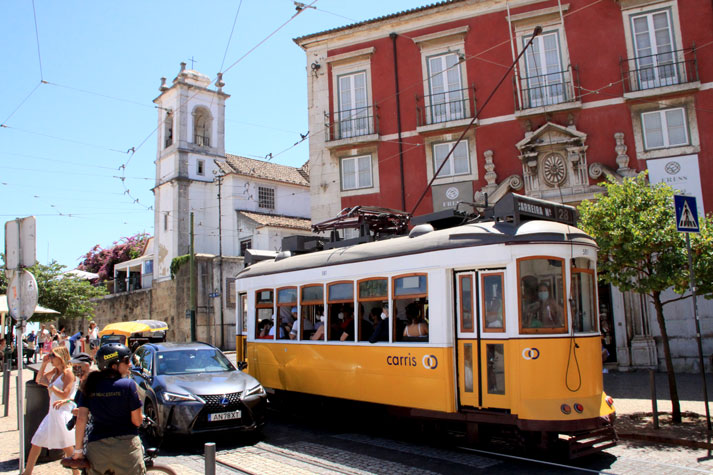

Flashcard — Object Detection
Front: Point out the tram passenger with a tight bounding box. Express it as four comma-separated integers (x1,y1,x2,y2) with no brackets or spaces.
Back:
258,319,274,339
339,308,355,341
403,302,428,341
525,282,564,328
309,307,326,340
290,308,314,340
369,303,389,343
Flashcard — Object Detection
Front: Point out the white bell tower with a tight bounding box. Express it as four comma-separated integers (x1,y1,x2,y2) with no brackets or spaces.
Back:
152,62,229,282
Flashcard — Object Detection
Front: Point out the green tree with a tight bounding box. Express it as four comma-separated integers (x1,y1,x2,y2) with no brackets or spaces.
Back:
0,260,107,322
578,173,713,424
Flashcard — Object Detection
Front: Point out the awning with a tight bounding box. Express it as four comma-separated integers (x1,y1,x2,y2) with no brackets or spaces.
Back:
99,320,168,338
0,295,60,315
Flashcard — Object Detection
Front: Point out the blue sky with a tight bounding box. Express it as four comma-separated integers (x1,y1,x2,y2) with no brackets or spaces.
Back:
1,0,434,269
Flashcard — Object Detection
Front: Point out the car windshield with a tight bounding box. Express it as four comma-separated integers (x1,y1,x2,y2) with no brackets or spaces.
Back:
156,349,234,375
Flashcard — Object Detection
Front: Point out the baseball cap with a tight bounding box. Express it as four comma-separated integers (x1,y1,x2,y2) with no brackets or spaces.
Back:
70,353,93,365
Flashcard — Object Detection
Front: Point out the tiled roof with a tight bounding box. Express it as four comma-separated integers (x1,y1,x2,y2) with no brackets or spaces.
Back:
238,211,312,231
219,154,309,186
293,0,466,44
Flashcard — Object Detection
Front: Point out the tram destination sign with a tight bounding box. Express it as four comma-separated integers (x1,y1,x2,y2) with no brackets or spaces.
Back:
493,193,578,226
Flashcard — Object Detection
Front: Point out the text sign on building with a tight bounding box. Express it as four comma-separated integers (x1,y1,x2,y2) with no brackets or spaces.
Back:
432,182,473,212
648,155,704,215
4,217,37,270
674,195,699,233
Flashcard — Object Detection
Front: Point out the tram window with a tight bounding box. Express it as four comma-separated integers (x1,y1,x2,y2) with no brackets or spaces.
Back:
358,278,387,342
459,275,474,332
300,284,324,340
486,344,505,395
255,289,274,340
328,282,355,341
481,273,505,332
276,287,297,340
572,259,597,333
393,274,429,342
518,257,567,334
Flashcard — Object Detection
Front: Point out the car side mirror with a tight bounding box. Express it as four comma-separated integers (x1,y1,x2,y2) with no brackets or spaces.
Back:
237,361,248,371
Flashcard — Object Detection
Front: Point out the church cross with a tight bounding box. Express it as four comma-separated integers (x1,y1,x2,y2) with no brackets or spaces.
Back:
188,56,198,69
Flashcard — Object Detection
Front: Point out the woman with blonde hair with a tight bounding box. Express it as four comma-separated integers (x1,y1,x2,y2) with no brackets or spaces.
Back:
23,346,78,475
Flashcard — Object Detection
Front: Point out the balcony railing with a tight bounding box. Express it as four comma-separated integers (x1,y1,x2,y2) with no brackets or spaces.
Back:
620,46,698,93
417,85,475,127
326,105,378,141
514,65,580,111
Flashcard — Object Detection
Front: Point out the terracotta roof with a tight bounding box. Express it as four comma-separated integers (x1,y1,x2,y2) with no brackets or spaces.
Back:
293,0,466,45
219,154,309,186
238,211,312,231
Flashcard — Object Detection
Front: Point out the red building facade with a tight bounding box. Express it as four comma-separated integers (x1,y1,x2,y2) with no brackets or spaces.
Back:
295,0,713,371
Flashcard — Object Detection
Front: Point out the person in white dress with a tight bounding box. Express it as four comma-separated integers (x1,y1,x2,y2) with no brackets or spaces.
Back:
23,346,78,475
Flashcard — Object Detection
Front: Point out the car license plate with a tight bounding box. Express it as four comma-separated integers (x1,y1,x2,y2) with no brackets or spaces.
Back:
208,410,241,422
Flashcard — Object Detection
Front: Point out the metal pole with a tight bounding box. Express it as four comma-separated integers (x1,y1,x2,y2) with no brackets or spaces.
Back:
17,321,25,472
190,212,196,342
217,175,225,350
649,369,659,429
687,234,711,437
204,442,216,475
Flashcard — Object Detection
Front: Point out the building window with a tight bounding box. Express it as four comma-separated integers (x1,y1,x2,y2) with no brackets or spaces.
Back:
240,239,252,256
164,113,173,149
427,52,465,124
522,31,565,107
433,140,470,177
197,159,204,176
226,278,236,308
143,260,153,274
630,9,677,89
258,187,275,209
642,107,688,150
340,155,372,190
163,213,168,231
337,71,371,138
193,107,211,147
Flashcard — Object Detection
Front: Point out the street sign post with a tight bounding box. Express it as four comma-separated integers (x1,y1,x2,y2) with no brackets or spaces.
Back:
4,216,37,473
673,195,711,454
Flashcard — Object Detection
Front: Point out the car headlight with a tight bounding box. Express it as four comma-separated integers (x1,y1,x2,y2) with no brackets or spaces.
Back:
161,391,202,403
242,384,266,399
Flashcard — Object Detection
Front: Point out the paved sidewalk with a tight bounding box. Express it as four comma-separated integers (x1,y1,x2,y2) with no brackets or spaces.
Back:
0,368,202,474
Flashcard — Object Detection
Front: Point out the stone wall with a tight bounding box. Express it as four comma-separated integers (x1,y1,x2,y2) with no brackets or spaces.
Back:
91,254,243,350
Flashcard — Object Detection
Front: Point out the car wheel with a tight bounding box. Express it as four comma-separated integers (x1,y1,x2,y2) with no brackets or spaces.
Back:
142,399,163,448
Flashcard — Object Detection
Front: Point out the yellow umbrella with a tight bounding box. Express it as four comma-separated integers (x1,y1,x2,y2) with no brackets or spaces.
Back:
98,320,168,338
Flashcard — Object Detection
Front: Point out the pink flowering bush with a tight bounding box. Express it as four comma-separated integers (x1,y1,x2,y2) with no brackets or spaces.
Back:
78,233,150,282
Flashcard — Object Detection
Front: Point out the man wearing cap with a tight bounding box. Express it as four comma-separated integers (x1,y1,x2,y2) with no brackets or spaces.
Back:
289,307,314,340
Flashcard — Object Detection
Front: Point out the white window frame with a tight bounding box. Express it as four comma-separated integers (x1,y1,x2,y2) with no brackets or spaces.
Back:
641,107,688,150
328,48,374,143
432,140,471,178
522,30,565,107
414,26,470,127
424,132,478,186
340,154,373,191
630,8,677,89
337,71,370,138
630,96,700,160
426,52,465,124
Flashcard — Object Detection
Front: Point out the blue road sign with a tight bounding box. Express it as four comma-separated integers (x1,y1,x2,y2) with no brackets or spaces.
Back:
674,195,699,233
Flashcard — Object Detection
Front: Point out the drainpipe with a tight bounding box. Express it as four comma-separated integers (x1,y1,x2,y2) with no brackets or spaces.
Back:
390,32,407,212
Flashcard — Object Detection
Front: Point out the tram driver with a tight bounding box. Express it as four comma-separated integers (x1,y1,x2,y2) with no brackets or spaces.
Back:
524,282,564,328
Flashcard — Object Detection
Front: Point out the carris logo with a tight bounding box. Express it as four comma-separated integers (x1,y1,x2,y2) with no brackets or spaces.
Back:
522,348,540,360
422,354,438,370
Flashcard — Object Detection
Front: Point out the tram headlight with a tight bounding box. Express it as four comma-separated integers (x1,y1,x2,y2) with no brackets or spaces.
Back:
560,404,572,415
574,403,584,413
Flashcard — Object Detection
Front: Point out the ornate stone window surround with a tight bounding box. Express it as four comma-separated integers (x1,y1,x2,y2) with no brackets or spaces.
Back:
629,96,700,160
424,131,478,186
413,26,471,128
327,48,375,144
335,145,381,198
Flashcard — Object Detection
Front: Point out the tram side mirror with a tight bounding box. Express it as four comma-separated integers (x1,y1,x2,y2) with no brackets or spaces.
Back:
237,361,248,371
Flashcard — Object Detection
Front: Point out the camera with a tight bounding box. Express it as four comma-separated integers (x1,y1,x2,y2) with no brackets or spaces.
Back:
66,415,77,431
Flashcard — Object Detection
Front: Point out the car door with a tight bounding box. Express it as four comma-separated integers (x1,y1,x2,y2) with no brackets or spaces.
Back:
131,346,154,404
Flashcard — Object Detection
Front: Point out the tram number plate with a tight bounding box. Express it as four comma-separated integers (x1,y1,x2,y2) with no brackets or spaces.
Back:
208,410,241,422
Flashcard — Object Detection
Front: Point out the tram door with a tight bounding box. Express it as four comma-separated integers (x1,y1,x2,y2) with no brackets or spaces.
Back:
455,272,480,408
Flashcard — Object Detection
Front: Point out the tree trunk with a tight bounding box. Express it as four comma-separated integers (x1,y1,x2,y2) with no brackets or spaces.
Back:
652,291,682,423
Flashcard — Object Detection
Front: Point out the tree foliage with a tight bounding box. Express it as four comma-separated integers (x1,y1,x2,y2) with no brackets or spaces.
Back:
77,233,150,282
578,172,713,423
0,260,107,322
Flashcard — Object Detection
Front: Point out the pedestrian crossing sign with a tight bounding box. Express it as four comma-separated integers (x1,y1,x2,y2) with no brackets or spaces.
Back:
674,195,699,233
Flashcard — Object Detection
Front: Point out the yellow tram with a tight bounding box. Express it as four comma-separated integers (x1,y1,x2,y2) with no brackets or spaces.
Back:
235,195,617,457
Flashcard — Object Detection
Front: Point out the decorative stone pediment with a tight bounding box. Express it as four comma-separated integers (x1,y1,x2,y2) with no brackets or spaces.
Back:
515,121,590,200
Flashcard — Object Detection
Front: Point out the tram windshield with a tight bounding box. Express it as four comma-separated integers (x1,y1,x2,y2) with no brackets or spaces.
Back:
518,257,567,333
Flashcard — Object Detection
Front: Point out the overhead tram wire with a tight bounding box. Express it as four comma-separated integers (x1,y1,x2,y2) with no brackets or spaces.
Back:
409,25,543,217
220,0,244,73
31,0,44,81
0,82,43,127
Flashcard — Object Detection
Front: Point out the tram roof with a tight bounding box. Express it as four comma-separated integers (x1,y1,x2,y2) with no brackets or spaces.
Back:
237,220,595,279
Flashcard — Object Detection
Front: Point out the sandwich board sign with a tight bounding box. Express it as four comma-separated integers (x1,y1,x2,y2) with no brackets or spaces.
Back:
674,195,699,233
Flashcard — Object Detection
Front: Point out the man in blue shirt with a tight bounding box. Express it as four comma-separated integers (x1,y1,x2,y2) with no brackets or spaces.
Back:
72,343,144,474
